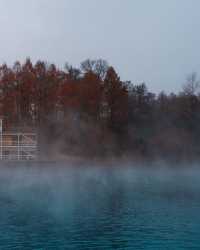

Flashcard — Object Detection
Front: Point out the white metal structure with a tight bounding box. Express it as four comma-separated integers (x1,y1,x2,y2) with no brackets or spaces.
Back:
0,119,38,161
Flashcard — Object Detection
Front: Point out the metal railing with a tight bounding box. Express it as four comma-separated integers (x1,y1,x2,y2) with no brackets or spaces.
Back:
0,133,38,161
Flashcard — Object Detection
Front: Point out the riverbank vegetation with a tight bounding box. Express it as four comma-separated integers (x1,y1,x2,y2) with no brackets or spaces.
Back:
0,58,200,162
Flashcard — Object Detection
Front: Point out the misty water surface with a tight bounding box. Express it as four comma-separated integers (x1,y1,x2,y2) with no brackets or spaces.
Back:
0,163,199,249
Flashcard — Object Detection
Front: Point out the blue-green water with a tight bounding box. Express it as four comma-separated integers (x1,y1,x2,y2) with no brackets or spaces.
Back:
0,165,199,249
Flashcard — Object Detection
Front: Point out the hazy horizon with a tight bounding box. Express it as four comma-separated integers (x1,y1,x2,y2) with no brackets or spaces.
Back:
0,0,200,93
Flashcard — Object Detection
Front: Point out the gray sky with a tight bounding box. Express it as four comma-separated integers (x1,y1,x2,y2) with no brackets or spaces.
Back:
0,0,200,93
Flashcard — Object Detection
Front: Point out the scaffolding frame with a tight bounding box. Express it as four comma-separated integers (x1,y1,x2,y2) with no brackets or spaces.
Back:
0,120,38,161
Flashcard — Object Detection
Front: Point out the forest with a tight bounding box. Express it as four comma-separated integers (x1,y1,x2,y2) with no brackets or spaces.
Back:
0,58,200,162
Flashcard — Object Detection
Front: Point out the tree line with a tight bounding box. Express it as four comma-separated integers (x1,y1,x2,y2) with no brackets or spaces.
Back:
0,58,200,162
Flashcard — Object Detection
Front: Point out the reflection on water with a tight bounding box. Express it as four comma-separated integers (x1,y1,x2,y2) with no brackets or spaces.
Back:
0,165,199,249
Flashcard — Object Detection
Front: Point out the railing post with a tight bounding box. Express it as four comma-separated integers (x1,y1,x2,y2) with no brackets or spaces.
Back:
0,119,2,160
18,133,20,160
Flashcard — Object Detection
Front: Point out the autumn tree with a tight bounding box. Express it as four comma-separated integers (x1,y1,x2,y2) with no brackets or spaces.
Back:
0,64,17,128
103,67,128,131
79,71,102,120
32,61,61,124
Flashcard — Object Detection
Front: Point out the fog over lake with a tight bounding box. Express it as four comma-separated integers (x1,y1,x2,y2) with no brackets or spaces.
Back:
0,163,199,249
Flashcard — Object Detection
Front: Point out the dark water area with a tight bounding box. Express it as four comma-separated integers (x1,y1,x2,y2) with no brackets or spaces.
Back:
0,164,199,249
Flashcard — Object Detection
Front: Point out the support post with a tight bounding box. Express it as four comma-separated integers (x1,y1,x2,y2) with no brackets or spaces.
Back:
18,133,20,160
0,119,2,160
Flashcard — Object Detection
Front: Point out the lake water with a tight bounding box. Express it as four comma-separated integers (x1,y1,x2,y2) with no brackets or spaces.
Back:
0,164,199,249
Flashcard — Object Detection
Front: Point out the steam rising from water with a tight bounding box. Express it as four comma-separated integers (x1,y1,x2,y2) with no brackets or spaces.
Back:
0,163,200,249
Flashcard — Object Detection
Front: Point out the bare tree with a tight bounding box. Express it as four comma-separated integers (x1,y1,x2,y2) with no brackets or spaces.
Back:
183,72,200,95
81,59,108,79
65,63,81,80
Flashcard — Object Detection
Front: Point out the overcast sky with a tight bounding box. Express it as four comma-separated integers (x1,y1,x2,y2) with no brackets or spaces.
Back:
0,0,200,93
